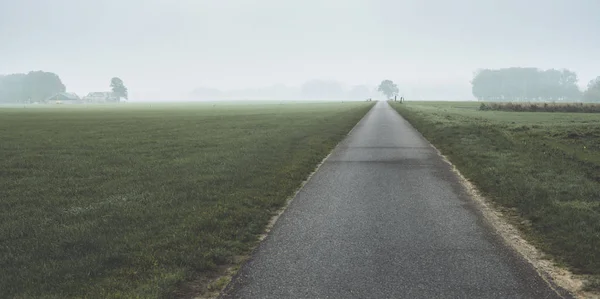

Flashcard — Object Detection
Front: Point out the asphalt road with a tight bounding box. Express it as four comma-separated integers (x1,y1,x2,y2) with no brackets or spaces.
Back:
221,101,568,299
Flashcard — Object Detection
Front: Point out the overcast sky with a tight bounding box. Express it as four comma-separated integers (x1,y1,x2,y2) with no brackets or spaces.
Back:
1,0,599,100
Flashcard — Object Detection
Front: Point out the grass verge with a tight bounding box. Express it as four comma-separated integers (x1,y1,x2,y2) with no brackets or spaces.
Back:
479,102,600,113
390,101,600,291
0,102,373,298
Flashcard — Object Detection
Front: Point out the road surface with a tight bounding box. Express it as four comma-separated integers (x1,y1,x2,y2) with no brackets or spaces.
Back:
221,101,569,299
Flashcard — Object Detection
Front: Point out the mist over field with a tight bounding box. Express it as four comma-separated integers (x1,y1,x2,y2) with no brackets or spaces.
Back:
3,1,600,297
1,0,599,102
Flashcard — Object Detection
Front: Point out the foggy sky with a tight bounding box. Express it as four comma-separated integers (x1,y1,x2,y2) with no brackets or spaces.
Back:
1,0,599,101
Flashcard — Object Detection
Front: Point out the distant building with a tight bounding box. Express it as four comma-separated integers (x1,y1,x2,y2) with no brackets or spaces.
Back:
83,92,120,103
44,92,81,104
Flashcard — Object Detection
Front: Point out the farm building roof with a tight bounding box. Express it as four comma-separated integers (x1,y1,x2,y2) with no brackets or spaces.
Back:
44,92,80,102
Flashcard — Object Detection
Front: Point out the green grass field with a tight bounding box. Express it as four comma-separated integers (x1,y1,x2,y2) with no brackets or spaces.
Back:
390,101,600,289
0,102,374,298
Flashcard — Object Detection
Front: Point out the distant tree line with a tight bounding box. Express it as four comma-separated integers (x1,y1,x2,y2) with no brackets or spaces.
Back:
0,72,129,103
0,71,66,103
471,67,600,102
191,80,381,101
472,68,579,102
584,77,600,102
300,80,345,99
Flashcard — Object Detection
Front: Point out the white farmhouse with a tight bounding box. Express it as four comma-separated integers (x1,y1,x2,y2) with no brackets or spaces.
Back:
82,92,120,103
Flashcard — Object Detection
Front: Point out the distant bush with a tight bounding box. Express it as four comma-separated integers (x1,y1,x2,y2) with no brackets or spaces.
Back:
479,102,600,113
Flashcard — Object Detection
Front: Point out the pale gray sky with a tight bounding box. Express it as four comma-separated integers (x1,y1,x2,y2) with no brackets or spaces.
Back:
1,0,599,100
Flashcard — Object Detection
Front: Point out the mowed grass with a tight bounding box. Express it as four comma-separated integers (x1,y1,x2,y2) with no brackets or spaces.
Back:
390,101,600,288
0,102,373,298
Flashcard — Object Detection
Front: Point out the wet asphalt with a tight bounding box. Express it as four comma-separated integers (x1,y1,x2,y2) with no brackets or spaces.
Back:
220,101,569,299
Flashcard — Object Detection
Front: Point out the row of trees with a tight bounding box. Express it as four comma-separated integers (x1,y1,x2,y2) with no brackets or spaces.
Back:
299,79,400,100
0,71,66,103
256,73,599,103
299,80,399,100
0,72,128,103
191,81,385,101
471,68,600,102
584,77,600,102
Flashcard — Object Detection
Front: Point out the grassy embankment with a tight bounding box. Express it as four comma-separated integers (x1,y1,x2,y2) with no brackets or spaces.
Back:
390,101,600,290
0,102,374,298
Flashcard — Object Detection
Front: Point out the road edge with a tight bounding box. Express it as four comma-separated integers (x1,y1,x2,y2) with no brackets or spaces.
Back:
192,102,377,299
389,102,594,299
